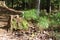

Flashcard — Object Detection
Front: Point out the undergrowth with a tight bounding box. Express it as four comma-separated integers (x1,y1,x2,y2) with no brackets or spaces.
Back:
11,9,60,32
11,18,29,31
37,16,50,29
23,9,39,20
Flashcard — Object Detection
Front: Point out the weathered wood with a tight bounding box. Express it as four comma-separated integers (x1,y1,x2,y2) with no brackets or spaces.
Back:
10,15,20,30
0,1,6,7
0,6,23,15
0,15,9,27
0,1,23,15
0,1,23,28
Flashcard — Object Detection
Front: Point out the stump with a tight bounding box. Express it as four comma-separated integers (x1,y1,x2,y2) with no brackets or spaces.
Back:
10,15,20,31
0,1,23,31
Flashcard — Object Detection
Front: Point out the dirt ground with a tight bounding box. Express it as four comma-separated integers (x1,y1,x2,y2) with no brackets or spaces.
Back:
0,28,56,40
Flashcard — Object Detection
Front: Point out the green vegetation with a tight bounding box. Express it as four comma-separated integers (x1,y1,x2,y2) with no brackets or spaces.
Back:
11,18,29,30
10,9,60,32
0,0,60,39
23,9,39,20
21,19,29,30
37,16,50,29
49,12,60,25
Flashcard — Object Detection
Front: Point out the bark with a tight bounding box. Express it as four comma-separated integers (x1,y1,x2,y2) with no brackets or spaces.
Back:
46,0,50,13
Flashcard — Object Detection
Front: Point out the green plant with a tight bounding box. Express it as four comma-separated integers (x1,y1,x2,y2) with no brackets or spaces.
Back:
40,10,48,16
23,9,39,20
21,19,29,30
49,12,60,25
37,16,50,29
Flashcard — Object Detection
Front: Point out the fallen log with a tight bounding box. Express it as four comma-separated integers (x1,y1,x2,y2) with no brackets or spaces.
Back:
0,1,23,28
0,1,23,15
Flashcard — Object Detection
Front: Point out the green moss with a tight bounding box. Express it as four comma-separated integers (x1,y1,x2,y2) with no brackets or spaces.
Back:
11,18,29,30
21,19,29,30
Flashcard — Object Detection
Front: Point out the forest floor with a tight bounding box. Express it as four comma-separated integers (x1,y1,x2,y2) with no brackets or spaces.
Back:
0,13,59,40
0,15,59,40
0,27,58,40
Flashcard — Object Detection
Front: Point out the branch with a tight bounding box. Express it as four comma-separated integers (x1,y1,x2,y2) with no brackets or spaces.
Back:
0,1,23,15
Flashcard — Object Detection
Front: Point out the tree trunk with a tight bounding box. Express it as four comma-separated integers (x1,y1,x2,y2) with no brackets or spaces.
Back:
49,1,51,13
12,0,14,8
46,0,50,13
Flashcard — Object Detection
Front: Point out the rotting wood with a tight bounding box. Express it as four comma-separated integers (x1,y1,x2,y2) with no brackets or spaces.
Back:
10,15,20,31
0,1,23,15
0,1,23,28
